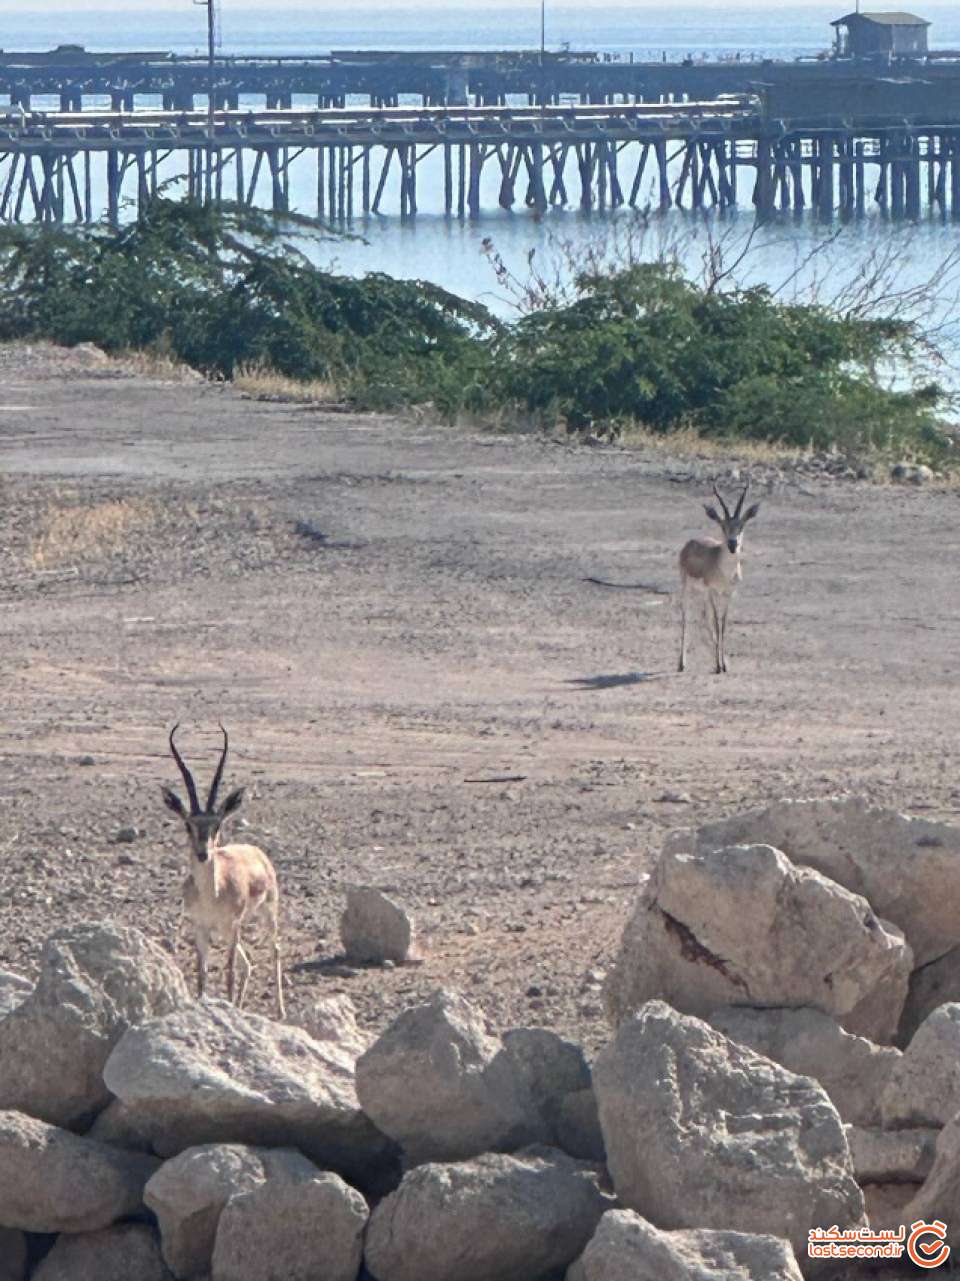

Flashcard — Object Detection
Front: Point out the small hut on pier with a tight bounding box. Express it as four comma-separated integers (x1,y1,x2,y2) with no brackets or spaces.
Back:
831,12,930,59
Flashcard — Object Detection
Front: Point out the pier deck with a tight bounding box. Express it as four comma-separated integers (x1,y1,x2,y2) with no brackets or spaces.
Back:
4,99,960,224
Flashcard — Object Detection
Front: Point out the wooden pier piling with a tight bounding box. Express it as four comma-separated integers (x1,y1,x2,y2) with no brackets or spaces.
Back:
3,102,960,225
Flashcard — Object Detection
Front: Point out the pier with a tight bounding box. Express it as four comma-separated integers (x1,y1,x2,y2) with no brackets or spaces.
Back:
6,99,960,225
8,43,960,116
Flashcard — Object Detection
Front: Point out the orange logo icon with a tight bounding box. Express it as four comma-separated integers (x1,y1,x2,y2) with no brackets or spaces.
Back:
907,1220,951,1270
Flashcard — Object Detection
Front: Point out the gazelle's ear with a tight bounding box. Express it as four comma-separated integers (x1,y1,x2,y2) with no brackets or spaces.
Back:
704,505,722,524
220,787,244,818
743,503,761,522
161,786,186,817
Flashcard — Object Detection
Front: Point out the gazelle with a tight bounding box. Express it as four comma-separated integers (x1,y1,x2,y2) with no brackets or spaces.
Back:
161,724,285,1018
678,481,760,675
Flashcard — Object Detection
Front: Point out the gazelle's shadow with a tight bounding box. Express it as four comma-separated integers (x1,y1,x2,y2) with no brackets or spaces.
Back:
565,671,668,691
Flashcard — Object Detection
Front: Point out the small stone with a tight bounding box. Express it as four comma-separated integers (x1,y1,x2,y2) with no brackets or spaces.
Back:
114,827,140,844
657,791,691,804
340,886,414,965
78,755,96,767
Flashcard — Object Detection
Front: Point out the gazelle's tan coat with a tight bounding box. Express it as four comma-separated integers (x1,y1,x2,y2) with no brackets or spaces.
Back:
678,482,760,675
162,725,284,1018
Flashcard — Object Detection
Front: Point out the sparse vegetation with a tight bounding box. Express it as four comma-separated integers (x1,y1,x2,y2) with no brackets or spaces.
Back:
0,200,953,465
30,495,160,569
233,367,345,405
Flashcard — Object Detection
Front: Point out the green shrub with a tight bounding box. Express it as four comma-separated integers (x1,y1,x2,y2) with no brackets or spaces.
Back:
0,201,949,461
489,263,947,455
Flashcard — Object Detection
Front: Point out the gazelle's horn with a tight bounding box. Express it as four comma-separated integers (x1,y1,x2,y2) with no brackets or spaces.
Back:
169,724,201,815
733,480,750,519
712,483,731,520
207,724,229,811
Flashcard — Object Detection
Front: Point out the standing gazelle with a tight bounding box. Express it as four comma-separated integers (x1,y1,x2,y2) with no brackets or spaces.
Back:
678,482,760,675
161,724,285,1018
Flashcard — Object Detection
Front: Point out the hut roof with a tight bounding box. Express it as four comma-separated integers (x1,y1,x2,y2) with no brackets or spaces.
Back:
831,12,931,26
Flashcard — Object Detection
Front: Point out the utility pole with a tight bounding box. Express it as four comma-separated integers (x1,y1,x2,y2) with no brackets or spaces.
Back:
539,0,546,109
194,0,217,202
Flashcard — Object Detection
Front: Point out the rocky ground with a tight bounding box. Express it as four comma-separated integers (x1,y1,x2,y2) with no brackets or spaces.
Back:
0,341,958,1060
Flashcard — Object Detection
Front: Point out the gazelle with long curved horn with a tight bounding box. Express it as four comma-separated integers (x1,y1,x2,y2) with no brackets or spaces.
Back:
161,724,285,1018
677,481,760,675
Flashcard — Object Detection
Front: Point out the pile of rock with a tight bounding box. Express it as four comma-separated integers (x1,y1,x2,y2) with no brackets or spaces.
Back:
0,924,611,1281
604,795,960,1255
4,796,960,1280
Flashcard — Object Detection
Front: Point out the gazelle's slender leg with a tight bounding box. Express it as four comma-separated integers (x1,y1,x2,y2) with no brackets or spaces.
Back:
194,927,211,999
235,936,253,1009
709,592,723,675
226,926,240,1004
268,896,285,1019
719,597,730,673
678,576,688,672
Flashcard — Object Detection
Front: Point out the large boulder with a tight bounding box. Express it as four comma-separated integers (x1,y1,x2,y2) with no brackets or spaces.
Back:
0,970,31,1020
31,1225,173,1281
604,842,911,1044
356,989,540,1163
0,922,189,1127
365,1146,609,1281
592,1002,863,1259
708,1006,901,1126
882,1003,960,1127
674,796,960,966
567,1209,803,1281
0,1228,27,1281
103,999,396,1193
340,886,414,965
211,1170,368,1281
0,1109,159,1233
146,1144,318,1279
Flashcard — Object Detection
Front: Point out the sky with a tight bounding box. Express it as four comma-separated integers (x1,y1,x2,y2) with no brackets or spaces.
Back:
3,0,952,9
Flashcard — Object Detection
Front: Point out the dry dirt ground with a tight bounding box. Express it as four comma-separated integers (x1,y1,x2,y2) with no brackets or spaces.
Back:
0,342,959,1069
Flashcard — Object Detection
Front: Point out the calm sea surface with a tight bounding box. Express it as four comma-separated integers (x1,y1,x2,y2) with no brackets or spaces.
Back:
16,4,960,62
12,3,960,364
